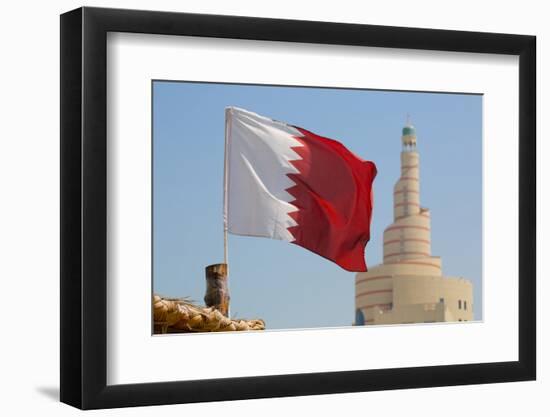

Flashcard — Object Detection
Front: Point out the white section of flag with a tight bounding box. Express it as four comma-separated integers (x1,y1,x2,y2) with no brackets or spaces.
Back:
225,107,303,242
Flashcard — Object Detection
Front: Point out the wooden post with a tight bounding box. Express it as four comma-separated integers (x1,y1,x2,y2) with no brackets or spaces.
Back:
204,263,230,316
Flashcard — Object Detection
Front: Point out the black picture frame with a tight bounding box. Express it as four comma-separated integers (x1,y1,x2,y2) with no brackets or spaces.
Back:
60,6,536,410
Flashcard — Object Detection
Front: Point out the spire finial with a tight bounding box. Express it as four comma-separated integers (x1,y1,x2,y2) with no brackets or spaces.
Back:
406,113,411,126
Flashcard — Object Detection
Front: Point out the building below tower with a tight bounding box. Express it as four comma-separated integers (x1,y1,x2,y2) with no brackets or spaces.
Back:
355,121,473,326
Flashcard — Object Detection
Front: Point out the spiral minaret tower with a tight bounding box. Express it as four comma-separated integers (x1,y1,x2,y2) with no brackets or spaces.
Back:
354,120,473,326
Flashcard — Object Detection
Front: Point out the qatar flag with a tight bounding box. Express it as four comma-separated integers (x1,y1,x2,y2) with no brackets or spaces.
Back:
224,107,377,272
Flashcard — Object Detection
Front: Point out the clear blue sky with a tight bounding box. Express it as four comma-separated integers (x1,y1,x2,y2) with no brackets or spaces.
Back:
153,81,482,328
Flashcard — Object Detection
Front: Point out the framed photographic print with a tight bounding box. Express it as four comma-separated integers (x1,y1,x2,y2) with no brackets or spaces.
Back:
60,6,536,410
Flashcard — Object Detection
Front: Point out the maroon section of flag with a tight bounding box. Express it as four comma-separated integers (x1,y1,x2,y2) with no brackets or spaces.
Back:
286,127,377,272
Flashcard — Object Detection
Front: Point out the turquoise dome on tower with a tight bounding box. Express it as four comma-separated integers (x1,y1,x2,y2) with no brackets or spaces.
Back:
401,119,417,149
402,125,416,136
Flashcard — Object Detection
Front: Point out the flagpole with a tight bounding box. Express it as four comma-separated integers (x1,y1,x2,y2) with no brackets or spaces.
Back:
223,108,231,266
223,108,231,317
